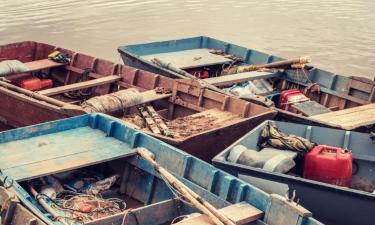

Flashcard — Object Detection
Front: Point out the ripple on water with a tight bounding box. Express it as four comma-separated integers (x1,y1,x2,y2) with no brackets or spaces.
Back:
0,0,374,78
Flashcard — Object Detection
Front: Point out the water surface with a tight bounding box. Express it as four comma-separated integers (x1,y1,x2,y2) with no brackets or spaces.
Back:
1,0,374,78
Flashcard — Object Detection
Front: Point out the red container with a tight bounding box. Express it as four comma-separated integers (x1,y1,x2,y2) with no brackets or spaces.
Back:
20,78,53,91
303,145,352,187
278,89,309,111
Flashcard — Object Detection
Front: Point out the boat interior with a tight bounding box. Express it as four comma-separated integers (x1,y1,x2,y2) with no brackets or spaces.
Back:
120,36,375,131
0,41,274,144
216,120,375,194
0,114,296,225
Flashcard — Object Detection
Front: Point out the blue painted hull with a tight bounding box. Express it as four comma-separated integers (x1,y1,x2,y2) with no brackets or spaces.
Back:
213,120,375,225
0,114,322,225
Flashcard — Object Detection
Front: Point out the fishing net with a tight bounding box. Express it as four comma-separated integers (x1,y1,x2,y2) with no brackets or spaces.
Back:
0,60,29,76
54,192,126,223
259,124,315,155
82,88,143,113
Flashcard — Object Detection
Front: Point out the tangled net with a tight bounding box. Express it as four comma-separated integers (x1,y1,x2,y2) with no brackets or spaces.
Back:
53,192,126,223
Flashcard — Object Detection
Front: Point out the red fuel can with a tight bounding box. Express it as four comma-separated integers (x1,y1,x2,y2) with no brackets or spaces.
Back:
278,89,309,111
20,78,53,91
303,145,352,187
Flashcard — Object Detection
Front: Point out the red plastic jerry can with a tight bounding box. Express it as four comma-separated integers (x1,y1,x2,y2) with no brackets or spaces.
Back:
303,145,352,187
279,89,309,111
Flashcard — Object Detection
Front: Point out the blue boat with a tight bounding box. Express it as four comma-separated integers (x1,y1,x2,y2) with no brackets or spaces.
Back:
0,114,322,225
212,120,375,225
118,36,375,132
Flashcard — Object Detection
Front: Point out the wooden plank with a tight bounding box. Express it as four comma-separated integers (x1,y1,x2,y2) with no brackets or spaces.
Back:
141,49,233,69
292,101,331,116
311,103,375,130
38,75,121,96
24,59,64,71
175,202,263,225
312,103,375,119
205,71,280,86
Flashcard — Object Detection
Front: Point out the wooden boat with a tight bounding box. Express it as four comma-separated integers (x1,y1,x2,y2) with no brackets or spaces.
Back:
0,114,322,225
212,120,375,225
118,36,375,132
0,41,276,162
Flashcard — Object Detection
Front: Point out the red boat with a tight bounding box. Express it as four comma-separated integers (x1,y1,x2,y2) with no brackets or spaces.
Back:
0,41,276,161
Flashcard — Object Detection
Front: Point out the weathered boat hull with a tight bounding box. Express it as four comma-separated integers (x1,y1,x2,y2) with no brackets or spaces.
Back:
0,41,276,162
213,120,375,225
118,36,375,132
0,114,322,225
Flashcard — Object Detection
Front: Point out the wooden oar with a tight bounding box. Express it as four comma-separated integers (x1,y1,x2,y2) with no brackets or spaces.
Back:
135,148,236,225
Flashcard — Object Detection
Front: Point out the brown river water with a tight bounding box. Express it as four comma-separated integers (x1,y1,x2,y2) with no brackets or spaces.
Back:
1,0,375,78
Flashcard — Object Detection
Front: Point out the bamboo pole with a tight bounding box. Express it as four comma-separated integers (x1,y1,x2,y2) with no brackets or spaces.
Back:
29,186,69,225
135,148,236,225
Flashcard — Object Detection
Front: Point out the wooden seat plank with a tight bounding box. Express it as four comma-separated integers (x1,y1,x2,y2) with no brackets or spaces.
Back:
137,89,172,105
38,75,121,96
175,201,263,225
205,71,280,86
24,59,64,71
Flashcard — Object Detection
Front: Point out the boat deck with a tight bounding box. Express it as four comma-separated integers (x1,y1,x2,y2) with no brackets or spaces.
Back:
141,48,232,69
311,103,375,130
0,126,134,181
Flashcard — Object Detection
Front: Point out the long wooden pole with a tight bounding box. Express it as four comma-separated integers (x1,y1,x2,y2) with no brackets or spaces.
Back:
224,56,311,75
135,148,236,225
0,172,55,225
151,58,234,96
29,186,70,225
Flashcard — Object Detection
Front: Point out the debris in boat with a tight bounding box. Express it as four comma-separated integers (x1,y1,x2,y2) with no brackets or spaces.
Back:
87,174,120,195
138,104,162,135
122,113,221,138
209,49,244,62
48,50,71,64
351,177,375,193
223,80,273,96
82,88,143,113
29,173,126,224
166,114,220,138
0,60,29,76
155,86,172,94
193,56,202,61
260,124,315,155
145,105,174,137
38,139,50,147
